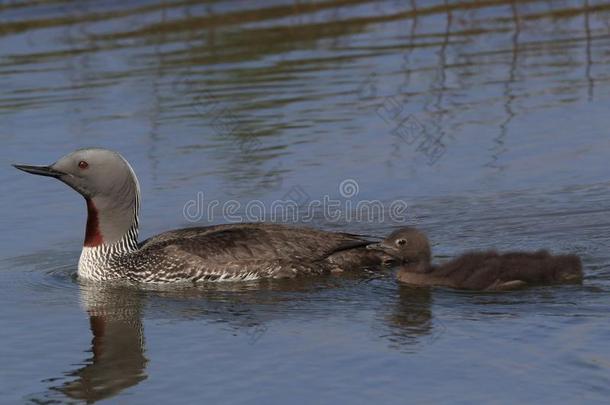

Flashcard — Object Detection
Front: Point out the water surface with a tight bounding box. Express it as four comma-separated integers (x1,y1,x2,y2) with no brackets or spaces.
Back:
1,1,610,403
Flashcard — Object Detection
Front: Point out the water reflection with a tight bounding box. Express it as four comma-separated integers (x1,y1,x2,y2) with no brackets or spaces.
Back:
51,284,147,402
36,277,338,403
379,284,443,350
2,0,609,197
35,274,449,403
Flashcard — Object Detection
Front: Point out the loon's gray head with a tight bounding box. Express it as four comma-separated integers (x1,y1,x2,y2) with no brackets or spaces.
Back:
13,148,140,247
367,227,431,265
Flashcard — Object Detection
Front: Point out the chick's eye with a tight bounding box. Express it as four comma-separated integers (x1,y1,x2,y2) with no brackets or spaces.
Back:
78,161,89,169
396,239,407,247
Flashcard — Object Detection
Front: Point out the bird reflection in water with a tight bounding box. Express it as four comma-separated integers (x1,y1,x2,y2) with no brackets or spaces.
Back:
381,285,444,350
43,277,332,403
52,283,148,403
41,275,442,402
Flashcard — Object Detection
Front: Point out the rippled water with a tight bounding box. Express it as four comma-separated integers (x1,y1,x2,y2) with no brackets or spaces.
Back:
2,0,610,403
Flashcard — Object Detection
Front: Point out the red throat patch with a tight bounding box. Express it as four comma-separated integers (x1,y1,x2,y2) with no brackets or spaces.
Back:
84,198,104,247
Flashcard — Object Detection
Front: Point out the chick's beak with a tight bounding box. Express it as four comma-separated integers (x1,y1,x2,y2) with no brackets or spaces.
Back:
367,242,394,254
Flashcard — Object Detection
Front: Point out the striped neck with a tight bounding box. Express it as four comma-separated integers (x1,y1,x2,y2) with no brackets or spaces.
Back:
78,197,140,280
78,159,141,280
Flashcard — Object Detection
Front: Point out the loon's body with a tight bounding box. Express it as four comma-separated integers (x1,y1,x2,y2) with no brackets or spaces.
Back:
79,222,387,282
368,228,583,291
14,148,390,283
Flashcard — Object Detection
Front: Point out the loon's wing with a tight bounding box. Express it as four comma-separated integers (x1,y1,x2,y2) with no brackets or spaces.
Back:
146,225,374,260
139,223,375,256
138,224,232,248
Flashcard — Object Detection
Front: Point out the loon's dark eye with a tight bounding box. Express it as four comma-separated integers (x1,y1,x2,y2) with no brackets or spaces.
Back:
78,161,89,170
396,239,407,247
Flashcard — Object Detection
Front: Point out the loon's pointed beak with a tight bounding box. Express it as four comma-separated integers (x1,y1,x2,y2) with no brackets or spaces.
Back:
12,164,66,179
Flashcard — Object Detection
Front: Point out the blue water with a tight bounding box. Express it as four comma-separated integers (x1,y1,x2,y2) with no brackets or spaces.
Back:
1,0,610,403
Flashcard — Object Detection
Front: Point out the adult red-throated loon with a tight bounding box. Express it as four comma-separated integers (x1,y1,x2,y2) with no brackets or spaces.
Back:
13,148,393,283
